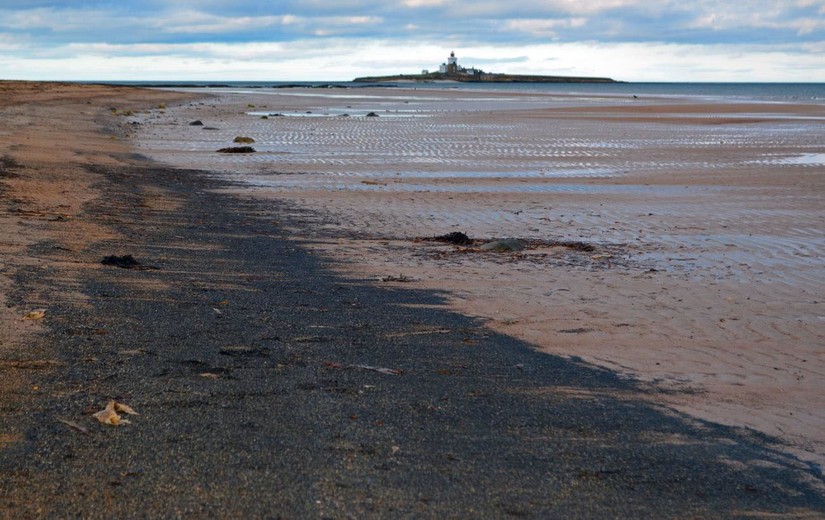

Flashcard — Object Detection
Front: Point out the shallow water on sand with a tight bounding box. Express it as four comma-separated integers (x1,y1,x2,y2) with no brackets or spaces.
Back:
137,90,823,180
133,87,825,284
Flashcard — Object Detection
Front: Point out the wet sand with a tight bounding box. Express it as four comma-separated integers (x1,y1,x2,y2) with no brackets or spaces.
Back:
3,81,825,516
133,86,825,466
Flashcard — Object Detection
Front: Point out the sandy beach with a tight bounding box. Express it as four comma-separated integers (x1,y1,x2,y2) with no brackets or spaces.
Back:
0,82,195,437
2,81,825,516
132,85,825,466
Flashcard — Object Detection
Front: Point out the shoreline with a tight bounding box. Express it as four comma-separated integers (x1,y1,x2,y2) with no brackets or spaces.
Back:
1,81,824,515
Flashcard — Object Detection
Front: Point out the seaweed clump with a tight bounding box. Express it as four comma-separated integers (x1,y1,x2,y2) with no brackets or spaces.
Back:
432,232,473,245
217,146,256,153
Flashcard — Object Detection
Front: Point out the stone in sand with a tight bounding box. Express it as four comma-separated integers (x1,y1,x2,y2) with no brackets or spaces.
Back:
480,239,525,252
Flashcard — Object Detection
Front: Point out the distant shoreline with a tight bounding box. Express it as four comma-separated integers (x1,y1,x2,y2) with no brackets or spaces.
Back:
21,80,822,103
353,72,619,84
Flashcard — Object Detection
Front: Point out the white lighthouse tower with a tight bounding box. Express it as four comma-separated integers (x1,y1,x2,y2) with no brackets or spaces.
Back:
447,51,458,74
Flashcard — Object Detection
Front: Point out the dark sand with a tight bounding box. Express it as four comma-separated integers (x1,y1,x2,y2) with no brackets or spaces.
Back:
1,82,824,517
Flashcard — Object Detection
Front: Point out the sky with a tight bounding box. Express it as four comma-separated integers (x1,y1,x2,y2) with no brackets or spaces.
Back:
1,1,824,82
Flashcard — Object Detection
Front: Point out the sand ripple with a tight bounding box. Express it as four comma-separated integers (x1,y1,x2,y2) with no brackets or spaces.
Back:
133,87,825,467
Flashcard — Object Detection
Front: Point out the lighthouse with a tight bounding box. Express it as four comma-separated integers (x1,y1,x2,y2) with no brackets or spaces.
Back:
447,51,458,74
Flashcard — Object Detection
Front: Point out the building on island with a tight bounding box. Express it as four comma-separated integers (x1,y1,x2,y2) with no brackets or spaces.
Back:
438,51,481,77
352,50,617,83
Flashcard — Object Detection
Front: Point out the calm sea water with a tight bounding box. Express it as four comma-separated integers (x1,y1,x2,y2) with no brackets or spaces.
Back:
105,81,825,102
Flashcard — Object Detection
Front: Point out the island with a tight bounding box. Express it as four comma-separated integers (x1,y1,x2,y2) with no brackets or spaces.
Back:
354,51,618,84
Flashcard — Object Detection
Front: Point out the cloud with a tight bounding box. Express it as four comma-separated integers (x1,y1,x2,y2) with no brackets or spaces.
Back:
3,2,824,44
402,0,449,7
0,33,26,51
3,38,823,82
682,1,825,36
156,12,296,34
536,0,646,15
1,1,824,81
502,18,588,38
156,11,383,35
0,7,137,32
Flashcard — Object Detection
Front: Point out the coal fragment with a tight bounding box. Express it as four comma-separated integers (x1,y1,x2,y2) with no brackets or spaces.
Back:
101,254,158,270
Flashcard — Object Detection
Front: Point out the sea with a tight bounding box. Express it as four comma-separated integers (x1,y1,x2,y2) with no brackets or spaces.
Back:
100,81,825,103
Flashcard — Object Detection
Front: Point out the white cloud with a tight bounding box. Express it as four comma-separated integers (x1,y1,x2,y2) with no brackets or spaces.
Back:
690,10,821,33
794,17,825,34
0,32,25,51
158,13,297,34
3,38,824,82
2,1,824,81
0,7,139,32
403,0,450,6
502,18,587,38
538,0,645,15
795,0,825,11
156,10,382,35
684,1,825,35
0,8,59,30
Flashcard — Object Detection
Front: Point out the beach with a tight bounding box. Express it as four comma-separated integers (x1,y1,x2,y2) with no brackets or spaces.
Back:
0,81,195,427
133,85,825,465
2,81,825,516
